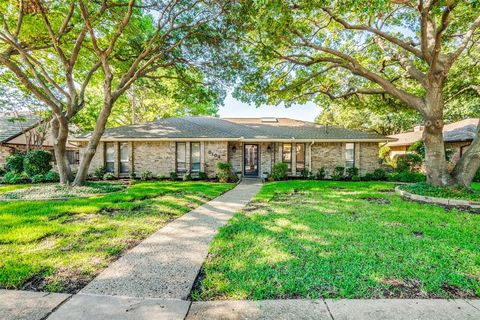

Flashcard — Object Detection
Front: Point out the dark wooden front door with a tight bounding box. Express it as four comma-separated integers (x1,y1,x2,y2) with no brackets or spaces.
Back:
244,144,259,176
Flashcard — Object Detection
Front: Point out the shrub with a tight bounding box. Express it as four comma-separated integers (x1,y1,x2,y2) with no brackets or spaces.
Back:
94,166,106,180
198,171,208,180
169,172,178,180
345,167,359,180
387,171,426,183
5,153,25,173
351,175,361,181
408,140,425,159
372,168,387,181
141,170,153,181
183,172,193,181
129,172,137,179
316,167,326,180
23,150,52,177
300,168,310,179
331,166,345,181
0,167,5,176
2,171,23,184
103,172,116,180
44,170,60,183
271,162,288,181
396,153,423,172
31,174,46,184
216,162,236,183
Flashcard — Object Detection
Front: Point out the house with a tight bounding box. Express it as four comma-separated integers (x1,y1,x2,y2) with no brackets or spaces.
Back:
386,118,479,163
70,117,394,178
0,113,79,168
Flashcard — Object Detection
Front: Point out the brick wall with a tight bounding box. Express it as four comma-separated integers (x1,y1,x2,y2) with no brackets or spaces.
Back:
357,142,381,175
311,142,344,176
204,141,228,177
133,141,176,177
78,140,381,178
228,141,243,174
0,146,12,167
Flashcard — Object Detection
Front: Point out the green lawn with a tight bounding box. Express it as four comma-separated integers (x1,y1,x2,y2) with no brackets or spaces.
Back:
193,181,480,300
0,181,233,293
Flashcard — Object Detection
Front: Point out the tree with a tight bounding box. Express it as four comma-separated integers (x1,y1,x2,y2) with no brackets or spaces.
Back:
0,0,230,185
73,74,222,131
231,0,480,187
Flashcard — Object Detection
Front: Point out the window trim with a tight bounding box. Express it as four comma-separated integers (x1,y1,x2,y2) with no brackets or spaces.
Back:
190,142,201,172
105,142,115,173
282,143,292,172
295,143,306,172
119,142,130,174
345,143,355,168
176,142,187,173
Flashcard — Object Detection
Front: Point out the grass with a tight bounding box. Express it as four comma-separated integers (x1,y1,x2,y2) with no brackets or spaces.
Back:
193,181,480,300
0,184,32,194
400,182,480,201
0,180,233,293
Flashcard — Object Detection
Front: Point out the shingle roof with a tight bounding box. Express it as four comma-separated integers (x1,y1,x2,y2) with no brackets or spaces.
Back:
0,114,40,143
73,116,392,141
387,118,479,147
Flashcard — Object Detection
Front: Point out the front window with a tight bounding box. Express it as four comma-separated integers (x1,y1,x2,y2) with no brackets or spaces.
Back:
176,142,186,173
120,142,130,174
296,143,305,172
105,142,115,173
345,143,355,168
67,150,79,165
282,143,292,171
190,142,201,172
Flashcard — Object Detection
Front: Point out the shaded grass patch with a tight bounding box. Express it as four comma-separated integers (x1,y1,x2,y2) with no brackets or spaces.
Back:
193,181,480,300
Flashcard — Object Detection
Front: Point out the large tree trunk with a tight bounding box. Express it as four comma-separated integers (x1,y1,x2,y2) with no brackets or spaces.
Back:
451,121,480,188
422,89,455,187
73,98,115,186
51,117,72,184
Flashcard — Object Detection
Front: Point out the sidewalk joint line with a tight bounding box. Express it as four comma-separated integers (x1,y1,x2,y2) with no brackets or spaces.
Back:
40,294,73,320
322,298,335,320
465,300,480,312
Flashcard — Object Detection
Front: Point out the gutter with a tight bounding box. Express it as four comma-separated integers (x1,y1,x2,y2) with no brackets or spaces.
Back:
68,137,397,143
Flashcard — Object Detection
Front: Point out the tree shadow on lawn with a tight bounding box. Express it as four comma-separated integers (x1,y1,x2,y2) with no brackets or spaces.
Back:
193,182,480,300
0,181,233,292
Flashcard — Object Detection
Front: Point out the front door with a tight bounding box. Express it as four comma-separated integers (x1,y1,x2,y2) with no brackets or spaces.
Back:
244,144,259,176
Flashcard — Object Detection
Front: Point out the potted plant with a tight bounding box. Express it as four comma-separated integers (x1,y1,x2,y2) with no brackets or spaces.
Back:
236,171,242,180
262,171,269,179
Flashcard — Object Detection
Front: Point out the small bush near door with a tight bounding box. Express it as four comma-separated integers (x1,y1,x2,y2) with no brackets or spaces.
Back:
271,163,288,181
216,162,237,183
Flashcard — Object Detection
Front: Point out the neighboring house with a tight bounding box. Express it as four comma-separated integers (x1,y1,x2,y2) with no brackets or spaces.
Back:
70,117,393,178
386,118,479,163
0,113,79,168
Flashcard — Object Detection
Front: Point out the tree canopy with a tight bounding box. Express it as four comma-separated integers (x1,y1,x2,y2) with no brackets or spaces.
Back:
229,0,480,187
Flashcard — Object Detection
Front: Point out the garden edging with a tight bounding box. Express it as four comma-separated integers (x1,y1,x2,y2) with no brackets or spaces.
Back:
395,186,480,210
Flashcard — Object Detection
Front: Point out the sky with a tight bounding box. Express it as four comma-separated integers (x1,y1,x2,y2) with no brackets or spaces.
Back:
218,93,320,122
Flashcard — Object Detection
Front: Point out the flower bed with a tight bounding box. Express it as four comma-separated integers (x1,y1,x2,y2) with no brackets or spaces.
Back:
0,182,126,201
396,182,480,210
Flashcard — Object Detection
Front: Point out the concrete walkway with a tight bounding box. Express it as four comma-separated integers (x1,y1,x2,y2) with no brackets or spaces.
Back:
186,299,480,320
46,179,263,319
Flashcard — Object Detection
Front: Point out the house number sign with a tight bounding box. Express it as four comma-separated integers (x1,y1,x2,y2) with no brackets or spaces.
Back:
208,150,221,159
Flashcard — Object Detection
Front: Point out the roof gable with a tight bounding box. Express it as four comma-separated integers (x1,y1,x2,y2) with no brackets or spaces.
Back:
0,115,40,143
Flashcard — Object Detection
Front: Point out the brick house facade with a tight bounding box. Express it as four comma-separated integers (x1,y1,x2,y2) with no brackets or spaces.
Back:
72,117,392,178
